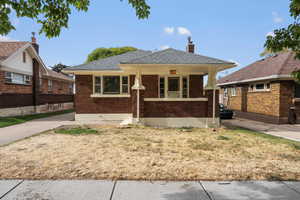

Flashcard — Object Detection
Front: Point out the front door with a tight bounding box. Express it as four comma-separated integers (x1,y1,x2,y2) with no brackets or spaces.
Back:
168,77,180,98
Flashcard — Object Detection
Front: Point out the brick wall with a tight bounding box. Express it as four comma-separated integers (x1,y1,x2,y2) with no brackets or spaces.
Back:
279,81,294,119
143,101,208,117
75,74,209,117
0,71,33,94
189,75,204,97
247,82,280,116
142,75,158,98
40,78,72,95
221,81,300,124
75,75,134,114
226,87,242,111
205,89,219,118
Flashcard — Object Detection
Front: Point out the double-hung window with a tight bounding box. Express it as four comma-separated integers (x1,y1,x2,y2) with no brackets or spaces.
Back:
5,72,31,85
93,75,129,95
48,80,53,92
231,87,237,96
159,75,189,98
159,77,165,98
224,88,228,97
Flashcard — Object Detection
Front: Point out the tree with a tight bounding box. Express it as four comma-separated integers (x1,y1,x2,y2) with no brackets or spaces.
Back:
51,63,70,73
260,47,290,58
0,0,150,38
86,47,137,63
264,0,300,81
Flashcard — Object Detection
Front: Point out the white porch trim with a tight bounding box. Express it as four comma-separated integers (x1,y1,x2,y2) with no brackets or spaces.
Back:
217,75,293,86
144,98,208,101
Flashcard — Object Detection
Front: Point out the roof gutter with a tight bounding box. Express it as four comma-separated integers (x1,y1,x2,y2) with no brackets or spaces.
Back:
217,74,293,86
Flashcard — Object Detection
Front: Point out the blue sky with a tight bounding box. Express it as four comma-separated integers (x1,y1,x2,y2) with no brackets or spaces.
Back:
1,0,293,77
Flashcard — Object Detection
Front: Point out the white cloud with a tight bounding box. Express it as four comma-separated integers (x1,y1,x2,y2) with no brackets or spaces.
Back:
266,31,275,37
164,27,175,34
0,36,12,41
272,11,283,23
160,45,170,50
177,27,191,36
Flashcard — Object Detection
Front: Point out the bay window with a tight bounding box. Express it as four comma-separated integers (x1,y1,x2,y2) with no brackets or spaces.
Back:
93,75,129,96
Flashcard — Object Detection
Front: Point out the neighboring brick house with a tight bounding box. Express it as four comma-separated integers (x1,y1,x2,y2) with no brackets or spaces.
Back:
0,35,74,117
218,51,300,124
64,38,235,127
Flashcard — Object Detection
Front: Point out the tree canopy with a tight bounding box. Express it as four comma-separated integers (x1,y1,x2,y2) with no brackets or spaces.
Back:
51,63,70,73
86,47,137,63
265,0,300,81
0,0,150,38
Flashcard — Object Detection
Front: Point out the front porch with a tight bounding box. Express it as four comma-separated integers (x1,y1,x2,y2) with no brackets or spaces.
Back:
66,45,235,128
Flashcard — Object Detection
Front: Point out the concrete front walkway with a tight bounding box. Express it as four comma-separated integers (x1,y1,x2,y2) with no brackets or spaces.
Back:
0,180,299,200
223,118,300,142
0,113,75,146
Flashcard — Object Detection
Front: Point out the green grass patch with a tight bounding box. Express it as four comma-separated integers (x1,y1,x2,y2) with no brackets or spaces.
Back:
55,127,98,135
228,126,300,150
217,135,230,140
0,110,74,128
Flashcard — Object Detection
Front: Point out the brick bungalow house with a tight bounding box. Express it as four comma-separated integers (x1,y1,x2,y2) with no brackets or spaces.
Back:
0,35,74,117
218,51,300,124
64,38,235,127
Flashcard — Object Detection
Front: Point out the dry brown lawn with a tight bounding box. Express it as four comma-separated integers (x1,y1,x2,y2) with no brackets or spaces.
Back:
0,125,300,181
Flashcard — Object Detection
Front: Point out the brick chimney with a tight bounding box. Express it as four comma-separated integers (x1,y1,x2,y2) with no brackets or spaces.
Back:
186,36,195,53
31,32,39,54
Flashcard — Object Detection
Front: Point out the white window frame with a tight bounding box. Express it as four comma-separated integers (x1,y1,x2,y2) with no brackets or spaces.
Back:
224,88,228,97
4,72,31,85
92,75,130,97
158,75,189,98
48,79,53,92
231,87,237,96
69,83,73,94
249,82,271,92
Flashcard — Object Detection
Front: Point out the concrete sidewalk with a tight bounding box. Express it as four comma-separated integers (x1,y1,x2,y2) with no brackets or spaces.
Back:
0,180,299,200
222,118,300,142
0,113,75,146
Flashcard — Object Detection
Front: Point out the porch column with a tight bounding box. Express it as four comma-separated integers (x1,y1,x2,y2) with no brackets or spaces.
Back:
206,69,217,90
132,71,145,123
205,69,219,127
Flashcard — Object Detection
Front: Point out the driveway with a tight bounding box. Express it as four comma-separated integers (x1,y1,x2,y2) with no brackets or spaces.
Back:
0,113,75,146
0,180,300,200
222,118,300,142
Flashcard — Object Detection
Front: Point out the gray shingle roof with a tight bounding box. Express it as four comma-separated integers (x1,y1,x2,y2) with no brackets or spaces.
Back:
121,48,234,65
66,50,152,71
